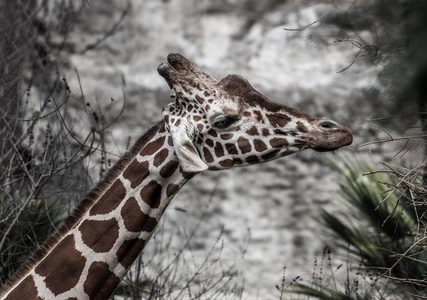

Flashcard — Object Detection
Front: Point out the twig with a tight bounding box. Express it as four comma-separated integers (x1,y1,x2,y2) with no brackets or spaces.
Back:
283,10,330,32
381,236,427,281
80,2,129,54
359,135,427,147
336,48,362,73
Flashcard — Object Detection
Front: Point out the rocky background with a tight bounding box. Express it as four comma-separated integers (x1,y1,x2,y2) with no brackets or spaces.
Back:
19,0,417,298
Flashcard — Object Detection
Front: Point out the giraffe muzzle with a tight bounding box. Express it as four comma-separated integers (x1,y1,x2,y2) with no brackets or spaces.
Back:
306,119,353,152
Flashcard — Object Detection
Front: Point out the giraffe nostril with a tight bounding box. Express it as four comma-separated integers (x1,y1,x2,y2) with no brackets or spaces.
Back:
318,120,340,131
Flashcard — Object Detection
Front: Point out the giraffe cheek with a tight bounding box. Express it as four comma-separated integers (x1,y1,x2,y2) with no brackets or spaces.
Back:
202,147,214,163
253,139,268,152
269,138,289,148
225,143,238,155
237,136,252,154
214,142,225,158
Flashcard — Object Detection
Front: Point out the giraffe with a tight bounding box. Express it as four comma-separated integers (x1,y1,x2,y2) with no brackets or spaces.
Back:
0,53,352,300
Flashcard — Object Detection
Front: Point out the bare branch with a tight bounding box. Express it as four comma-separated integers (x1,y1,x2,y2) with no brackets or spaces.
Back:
283,10,330,31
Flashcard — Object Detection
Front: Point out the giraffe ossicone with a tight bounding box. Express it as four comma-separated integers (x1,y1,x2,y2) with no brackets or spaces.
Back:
0,53,352,300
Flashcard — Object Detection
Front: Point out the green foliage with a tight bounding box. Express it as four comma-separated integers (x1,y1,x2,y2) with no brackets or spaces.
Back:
280,157,426,299
322,159,426,289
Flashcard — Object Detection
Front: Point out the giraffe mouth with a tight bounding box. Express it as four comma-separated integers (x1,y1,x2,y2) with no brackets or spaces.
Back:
307,132,353,152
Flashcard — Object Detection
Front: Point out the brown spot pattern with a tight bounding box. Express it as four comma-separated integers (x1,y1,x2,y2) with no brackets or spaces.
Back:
121,197,157,232
225,143,238,155
246,126,258,136
6,276,43,300
274,129,287,135
296,121,308,132
80,219,119,253
220,133,233,140
142,136,166,156
167,136,174,147
159,123,166,133
195,95,204,104
180,169,196,180
203,147,214,163
246,155,260,163
166,184,180,197
140,180,162,209
207,129,217,137
254,110,263,122
233,158,243,165
35,235,86,296
237,136,252,154
267,113,291,127
153,148,169,167
122,160,149,189
205,138,214,147
262,128,270,136
281,149,295,156
214,142,225,157
116,238,146,269
253,139,267,152
159,160,179,178
219,159,233,168
261,149,280,160
270,138,289,148
90,180,127,216
83,261,120,299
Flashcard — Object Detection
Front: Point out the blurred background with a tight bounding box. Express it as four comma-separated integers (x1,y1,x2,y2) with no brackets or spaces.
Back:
1,0,426,299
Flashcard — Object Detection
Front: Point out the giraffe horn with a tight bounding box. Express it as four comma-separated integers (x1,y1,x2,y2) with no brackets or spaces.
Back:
166,53,193,71
157,62,176,89
158,53,218,92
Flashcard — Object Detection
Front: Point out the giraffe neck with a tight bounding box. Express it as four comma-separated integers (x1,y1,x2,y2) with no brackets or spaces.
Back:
1,121,196,300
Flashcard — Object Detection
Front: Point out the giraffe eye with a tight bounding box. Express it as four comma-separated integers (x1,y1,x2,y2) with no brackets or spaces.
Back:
212,115,238,129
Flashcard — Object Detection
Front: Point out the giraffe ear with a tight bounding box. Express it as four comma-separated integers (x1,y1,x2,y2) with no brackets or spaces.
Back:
172,124,208,173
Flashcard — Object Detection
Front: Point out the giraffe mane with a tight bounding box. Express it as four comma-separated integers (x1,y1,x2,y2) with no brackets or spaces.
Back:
0,121,165,295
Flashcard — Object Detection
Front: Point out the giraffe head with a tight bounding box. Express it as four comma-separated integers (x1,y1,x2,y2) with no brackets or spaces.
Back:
158,53,352,172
